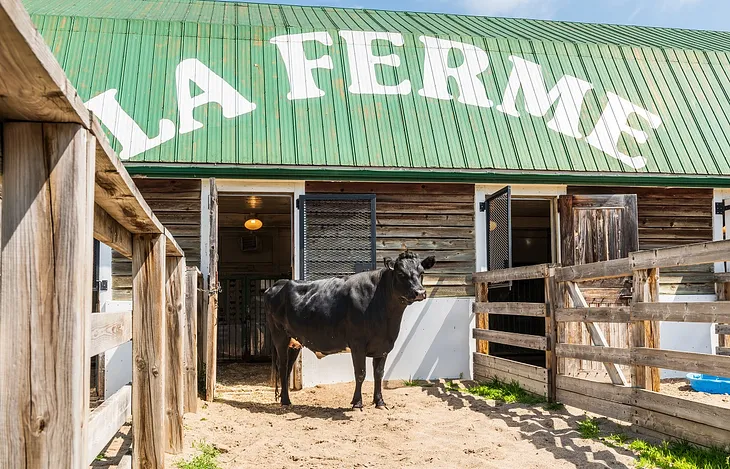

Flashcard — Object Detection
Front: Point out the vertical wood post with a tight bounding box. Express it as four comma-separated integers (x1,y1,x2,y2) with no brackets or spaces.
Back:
165,256,185,454
205,179,218,401
0,123,95,469
545,270,560,402
645,269,661,392
132,234,166,469
184,267,199,414
631,269,649,389
475,281,489,354
718,281,730,350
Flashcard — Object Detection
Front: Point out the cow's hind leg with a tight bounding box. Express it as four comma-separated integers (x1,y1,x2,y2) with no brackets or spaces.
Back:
373,355,387,409
269,318,293,406
350,350,366,410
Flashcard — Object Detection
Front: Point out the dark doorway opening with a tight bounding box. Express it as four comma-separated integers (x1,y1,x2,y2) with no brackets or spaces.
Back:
488,199,553,367
216,194,293,379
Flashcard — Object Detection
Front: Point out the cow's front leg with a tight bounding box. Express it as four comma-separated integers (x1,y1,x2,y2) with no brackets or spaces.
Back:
373,355,387,409
350,350,366,410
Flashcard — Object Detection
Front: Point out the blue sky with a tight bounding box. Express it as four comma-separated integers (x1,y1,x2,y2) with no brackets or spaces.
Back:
241,0,730,32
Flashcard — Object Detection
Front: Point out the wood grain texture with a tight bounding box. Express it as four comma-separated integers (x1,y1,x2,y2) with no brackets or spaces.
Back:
0,123,95,469
472,328,547,350
205,179,219,401
475,282,489,355
633,301,730,323
473,364,547,397
472,264,552,284
184,267,200,414
631,239,730,270
472,302,546,317
90,311,132,357
165,256,186,454
87,385,131,466
554,307,631,322
94,204,133,258
132,233,166,469
473,353,547,382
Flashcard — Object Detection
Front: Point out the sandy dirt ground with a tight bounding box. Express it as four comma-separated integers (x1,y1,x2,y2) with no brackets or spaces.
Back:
163,363,640,469
660,378,730,408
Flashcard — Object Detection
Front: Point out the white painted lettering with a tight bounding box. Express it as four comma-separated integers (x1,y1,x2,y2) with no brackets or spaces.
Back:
270,32,334,100
86,89,175,160
584,92,662,169
175,58,256,134
418,36,493,108
497,56,594,139
339,30,411,95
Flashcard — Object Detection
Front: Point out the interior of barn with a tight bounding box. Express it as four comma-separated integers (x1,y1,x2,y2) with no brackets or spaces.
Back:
217,194,293,383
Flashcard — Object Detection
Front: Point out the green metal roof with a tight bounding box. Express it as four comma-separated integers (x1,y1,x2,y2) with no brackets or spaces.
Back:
22,0,730,185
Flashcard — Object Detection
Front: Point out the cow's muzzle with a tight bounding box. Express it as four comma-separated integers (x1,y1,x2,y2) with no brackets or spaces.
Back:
402,290,427,305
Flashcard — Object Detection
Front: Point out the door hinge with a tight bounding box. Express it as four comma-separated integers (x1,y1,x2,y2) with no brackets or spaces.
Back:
479,201,486,212
716,202,729,215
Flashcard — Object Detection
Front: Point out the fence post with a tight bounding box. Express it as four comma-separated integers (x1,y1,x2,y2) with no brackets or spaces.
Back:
545,269,560,402
0,123,95,469
631,269,649,389
717,280,730,352
132,234,166,469
165,256,186,454
184,267,199,414
645,269,660,392
475,281,489,355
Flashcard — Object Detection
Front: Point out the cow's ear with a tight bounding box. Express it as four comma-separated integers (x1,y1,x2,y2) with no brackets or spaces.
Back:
384,257,395,270
421,256,436,270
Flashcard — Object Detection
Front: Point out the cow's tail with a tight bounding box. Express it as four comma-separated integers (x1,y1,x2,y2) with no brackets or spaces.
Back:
271,343,280,401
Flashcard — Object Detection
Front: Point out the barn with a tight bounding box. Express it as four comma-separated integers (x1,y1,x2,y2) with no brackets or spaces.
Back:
22,0,730,416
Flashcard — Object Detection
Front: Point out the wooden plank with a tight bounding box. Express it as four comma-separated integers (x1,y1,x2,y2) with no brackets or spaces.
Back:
87,385,132,466
556,375,634,405
634,347,730,378
554,307,631,323
472,264,552,284
472,302,546,317
205,179,219,401
633,407,730,450
633,302,730,323
90,311,132,357
715,324,730,335
473,364,547,397
556,389,633,422
472,328,547,350
94,204,133,259
555,258,632,282
472,353,548,382
0,0,90,123
475,282,489,355
717,347,730,356
555,344,632,365
0,123,94,469
633,388,730,434
631,239,730,270
183,268,199,414
165,228,184,258
165,257,185,454
132,233,166,469
631,270,649,389
566,282,627,386
645,268,661,392
545,275,560,402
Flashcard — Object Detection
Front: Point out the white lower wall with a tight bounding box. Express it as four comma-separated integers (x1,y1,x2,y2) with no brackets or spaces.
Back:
302,297,474,387
659,294,717,379
102,300,133,398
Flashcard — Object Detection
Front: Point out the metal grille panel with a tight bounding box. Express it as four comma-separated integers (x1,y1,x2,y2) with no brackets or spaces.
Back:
300,195,376,281
486,187,512,273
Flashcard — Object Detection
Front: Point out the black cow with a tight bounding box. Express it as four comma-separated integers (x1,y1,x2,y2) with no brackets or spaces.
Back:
264,251,436,409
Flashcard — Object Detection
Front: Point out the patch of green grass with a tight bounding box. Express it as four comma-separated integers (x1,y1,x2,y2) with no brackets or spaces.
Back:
604,433,629,445
444,380,461,392
628,440,730,469
543,401,565,411
577,416,601,439
175,441,222,469
465,378,545,405
403,377,420,387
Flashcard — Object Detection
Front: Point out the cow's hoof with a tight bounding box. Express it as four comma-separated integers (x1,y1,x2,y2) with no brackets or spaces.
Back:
281,400,292,407
374,400,388,410
352,402,363,411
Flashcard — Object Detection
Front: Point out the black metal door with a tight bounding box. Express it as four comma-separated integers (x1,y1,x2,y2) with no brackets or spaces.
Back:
299,194,377,280
484,186,512,287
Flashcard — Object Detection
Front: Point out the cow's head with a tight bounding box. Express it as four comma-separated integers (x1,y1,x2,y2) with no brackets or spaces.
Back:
384,251,436,305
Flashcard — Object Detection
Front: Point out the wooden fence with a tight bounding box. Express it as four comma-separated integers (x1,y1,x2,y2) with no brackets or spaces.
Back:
473,240,730,449
0,1,198,467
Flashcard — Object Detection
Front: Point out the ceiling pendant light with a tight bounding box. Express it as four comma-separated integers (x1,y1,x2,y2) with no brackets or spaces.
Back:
245,214,263,231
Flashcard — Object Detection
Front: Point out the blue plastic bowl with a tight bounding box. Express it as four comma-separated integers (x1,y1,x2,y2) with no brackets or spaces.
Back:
686,373,730,394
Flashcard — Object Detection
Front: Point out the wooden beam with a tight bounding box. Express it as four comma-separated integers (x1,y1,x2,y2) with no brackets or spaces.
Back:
0,0,90,123
90,311,132,357
555,344,632,364
94,204,133,258
472,302,546,317
165,256,185,454
205,179,219,401
472,264,553,284
473,364,548,397
132,234,166,469
0,123,95,469
633,302,730,323
716,324,730,335
645,268,661,392
473,353,547,382
555,258,632,282
87,385,131,466
554,307,631,323
475,281,489,355
717,347,730,356
631,239,730,270
565,282,627,386
472,328,547,351
631,270,649,389
183,267,199,414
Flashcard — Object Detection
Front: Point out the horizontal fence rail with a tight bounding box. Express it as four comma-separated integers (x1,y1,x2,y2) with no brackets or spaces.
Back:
90,311,132,357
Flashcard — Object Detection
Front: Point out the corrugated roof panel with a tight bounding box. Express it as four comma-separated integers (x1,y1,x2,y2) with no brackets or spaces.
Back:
22,0,730,181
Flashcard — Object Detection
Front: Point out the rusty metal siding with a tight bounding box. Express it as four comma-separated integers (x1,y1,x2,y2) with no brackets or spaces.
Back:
23,0,730,181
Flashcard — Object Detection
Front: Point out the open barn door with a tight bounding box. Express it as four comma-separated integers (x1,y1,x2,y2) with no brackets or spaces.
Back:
483,186,512,288
558,194,638,381
298,194,377,280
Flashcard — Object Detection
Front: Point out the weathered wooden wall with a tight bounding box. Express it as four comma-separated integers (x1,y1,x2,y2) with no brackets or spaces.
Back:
112,178,201,300
568,186,714,296
306,182,475,297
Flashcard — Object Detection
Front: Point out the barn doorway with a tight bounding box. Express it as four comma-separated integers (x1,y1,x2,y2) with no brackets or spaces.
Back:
216,193,293,385
487,198,553,367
